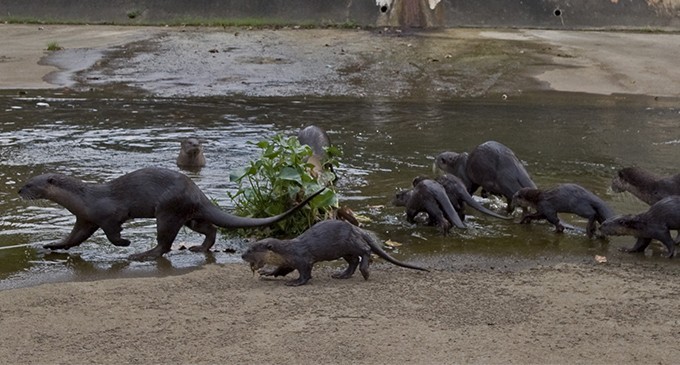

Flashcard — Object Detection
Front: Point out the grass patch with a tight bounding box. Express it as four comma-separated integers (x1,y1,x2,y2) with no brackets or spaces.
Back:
46,41,63,51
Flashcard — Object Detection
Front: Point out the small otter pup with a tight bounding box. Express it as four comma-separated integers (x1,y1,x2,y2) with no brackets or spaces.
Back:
176,138,206,170
18,167,323,261
601,196,680,258
241,220,428,286
394,178,466,234
611,167,680,205
512,183,614,238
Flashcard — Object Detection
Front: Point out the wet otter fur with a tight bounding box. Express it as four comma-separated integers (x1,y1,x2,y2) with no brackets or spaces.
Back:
176,138,206,170
434,141,536,213
241,220,429,286
433,174,512,221
18,167,323,261
601,196,680,258
512,183,614,238
611,167,680,205
393,177,466,234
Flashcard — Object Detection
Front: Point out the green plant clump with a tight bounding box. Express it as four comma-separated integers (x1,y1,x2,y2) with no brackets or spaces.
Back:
228,134,340,238
46,41,63,51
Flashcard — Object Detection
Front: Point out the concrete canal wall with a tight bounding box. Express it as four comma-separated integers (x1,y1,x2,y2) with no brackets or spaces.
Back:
1,0,679,29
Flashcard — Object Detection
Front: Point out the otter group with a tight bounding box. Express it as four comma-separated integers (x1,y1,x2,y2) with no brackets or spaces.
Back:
18,129,680,287
394,140,680,258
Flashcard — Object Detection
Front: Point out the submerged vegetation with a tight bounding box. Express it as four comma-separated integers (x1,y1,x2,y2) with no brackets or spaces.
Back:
227,134,341,238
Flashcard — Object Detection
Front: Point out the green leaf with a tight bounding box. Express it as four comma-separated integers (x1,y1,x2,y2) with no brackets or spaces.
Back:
279,166,303,185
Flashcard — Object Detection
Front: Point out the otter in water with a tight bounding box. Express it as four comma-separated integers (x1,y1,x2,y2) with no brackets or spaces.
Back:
434,141,536,212
241,220,428,286
611,167,680,206
393,177,466,234
176,138,206,170
18,167,323,261
601,196,680,258
512,183,614,238
433,174,512,221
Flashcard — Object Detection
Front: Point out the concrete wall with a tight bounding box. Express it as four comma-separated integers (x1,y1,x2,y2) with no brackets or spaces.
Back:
1,0,679,29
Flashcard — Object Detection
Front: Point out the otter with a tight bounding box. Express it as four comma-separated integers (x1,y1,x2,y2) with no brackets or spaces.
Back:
176,138,206,170
434,141,536,212
611,167,680,206
600,196,680,258
297,125,334,179
241,220,428,286
18,167,323,261
512,183,614,238
393,178,466,234
433,174,512,221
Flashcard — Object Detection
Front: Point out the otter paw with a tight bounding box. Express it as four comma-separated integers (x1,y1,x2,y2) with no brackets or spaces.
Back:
43,243,71,250
188,245,209,253
111,239,131,247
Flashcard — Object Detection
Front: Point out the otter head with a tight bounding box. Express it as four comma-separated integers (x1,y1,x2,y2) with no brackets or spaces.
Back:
241,238,286,273
434,151,468,176
511,187,541,210
611,169,633,193
600,215,642,236
177,138,206,168
393,189,413,207
18,173,75,200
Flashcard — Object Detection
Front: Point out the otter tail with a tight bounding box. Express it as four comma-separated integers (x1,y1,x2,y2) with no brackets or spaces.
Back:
435,190,466,229
460,192,512,220
361,230,429,272
204,188,325,228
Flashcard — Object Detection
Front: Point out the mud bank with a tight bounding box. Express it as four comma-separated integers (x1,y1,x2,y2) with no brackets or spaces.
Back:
2,24,680,98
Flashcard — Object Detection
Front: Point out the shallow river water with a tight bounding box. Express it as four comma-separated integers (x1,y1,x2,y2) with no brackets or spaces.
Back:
1,90,678,289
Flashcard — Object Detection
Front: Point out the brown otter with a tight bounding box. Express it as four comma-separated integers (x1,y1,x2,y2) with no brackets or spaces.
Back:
241,220,428,286
600,196,680,258
611,167,680,205
512,183,614,238
176,138,206,170
434,141,536,212
393,177,466,234
18,167,323,261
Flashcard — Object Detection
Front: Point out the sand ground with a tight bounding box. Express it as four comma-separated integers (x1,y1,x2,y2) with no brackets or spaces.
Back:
2,24,680,364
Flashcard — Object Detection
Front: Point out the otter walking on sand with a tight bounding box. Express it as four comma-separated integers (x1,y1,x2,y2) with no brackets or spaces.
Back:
18,167,323,261
242,220,428,286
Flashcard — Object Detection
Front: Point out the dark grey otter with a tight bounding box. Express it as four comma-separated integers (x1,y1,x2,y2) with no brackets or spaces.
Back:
241,220,428,286
176,138,206,170
611,167,680,206
433,174,512,221
18,167,323,261
512,183,615,238
601,196,680,258
434,141,536,212
393,178,466,234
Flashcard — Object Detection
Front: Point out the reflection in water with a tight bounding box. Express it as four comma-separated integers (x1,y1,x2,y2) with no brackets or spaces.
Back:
1,90,679,289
